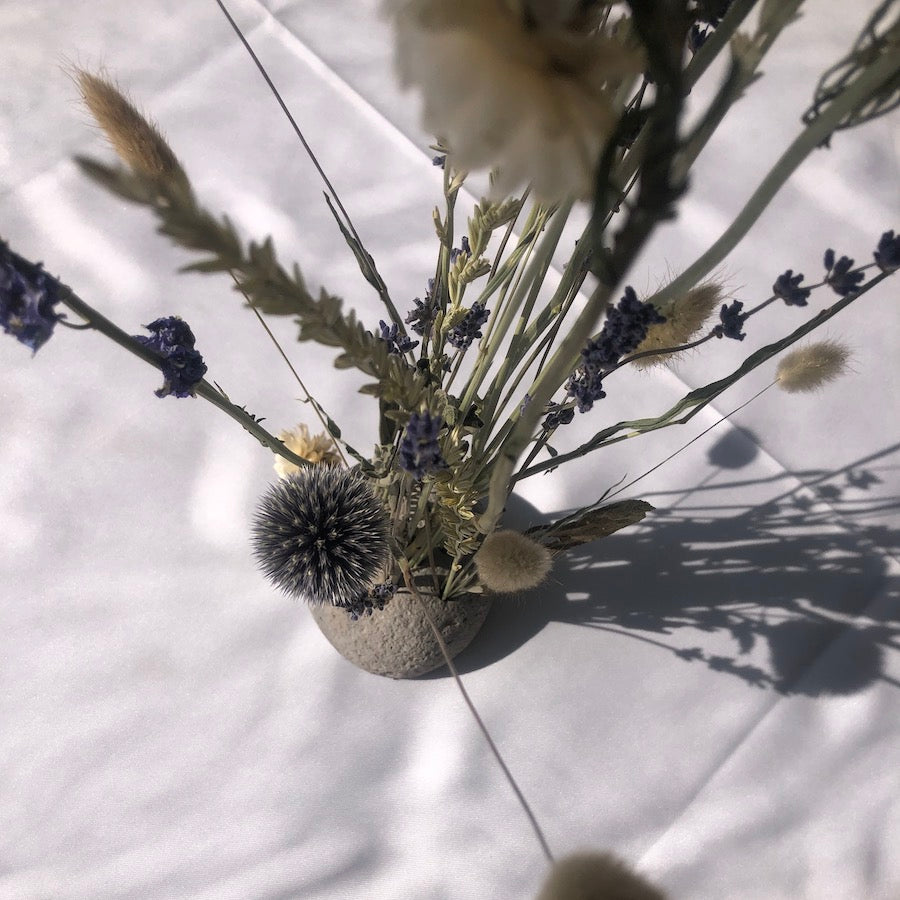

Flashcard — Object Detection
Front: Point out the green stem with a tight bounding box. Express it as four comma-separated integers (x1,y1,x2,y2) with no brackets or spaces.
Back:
465,202,571,447
57,286,312,471
647,48,900,310
477,276,614,534
458,204,545,395
398,561,554,864
513,270,893,482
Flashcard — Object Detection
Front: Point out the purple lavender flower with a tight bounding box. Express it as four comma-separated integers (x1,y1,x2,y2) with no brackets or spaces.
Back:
345,581,396,621
134,315,207,398
542,403,575,430
378,319,419,355
772,270,811,306
447,300,490,350
566,370,607,414
874,230,899,273
450,236,471,264
405,278,437,337
823,249,865,296
0,241,64,352
584,287,666,371
688,24,709,53
715,300,746,341
559,287,664,416
399,410,447,480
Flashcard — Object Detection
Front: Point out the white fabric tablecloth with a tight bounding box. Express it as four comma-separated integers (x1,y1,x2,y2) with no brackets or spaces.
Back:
1,2,898,897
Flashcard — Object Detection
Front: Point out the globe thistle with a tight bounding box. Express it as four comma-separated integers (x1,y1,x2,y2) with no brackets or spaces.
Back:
776,340,850,393
252,466,390,606
631,282,723,369
535,851,667,900
474,530,552,594
274,423,343,479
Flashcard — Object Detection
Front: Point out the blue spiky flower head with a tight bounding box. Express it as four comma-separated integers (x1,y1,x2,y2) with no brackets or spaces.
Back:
252,465,391,606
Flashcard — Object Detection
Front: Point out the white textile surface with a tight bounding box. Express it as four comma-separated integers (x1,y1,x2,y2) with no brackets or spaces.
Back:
1,2,899,898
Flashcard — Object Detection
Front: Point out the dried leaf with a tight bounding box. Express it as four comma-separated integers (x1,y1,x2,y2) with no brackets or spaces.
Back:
528,499,653,552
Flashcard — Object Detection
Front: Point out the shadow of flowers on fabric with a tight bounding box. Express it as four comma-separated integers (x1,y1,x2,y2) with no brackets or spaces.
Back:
446,440,899,697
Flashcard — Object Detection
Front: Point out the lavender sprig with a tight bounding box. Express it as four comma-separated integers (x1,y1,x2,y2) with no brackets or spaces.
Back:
399,410,447,480
0,241,65,353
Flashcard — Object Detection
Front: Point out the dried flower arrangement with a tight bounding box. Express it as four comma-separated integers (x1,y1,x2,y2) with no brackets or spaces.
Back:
3,0,898,893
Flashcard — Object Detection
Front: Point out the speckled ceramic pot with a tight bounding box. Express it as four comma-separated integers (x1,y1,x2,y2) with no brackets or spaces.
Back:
309,579,493,679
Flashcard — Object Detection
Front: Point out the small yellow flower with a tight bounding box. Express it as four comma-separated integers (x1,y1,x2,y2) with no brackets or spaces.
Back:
274,424,342,479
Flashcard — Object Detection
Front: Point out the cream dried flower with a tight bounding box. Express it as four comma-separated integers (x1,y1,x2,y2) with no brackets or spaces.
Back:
274,423,342,479
386,0,644,201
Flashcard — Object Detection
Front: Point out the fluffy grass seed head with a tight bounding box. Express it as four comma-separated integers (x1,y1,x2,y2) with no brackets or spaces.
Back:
274,423,343,479
252,465,390,606
631,282,724,369
776,340,851,393
474,529,552,594
535,851,667,900
75,69,188,188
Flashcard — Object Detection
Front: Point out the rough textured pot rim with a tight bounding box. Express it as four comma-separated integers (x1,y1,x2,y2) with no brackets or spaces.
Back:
309,583,493,679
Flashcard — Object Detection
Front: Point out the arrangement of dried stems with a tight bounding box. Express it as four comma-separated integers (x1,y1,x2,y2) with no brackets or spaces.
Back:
2,1,898,890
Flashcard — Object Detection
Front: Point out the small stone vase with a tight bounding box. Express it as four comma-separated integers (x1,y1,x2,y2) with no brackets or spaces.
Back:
309,579,493,679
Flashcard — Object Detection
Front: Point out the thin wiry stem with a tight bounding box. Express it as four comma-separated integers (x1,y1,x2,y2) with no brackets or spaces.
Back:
399,561,554,866
213,0,405,330
605,381,775,503
230,271,348,466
